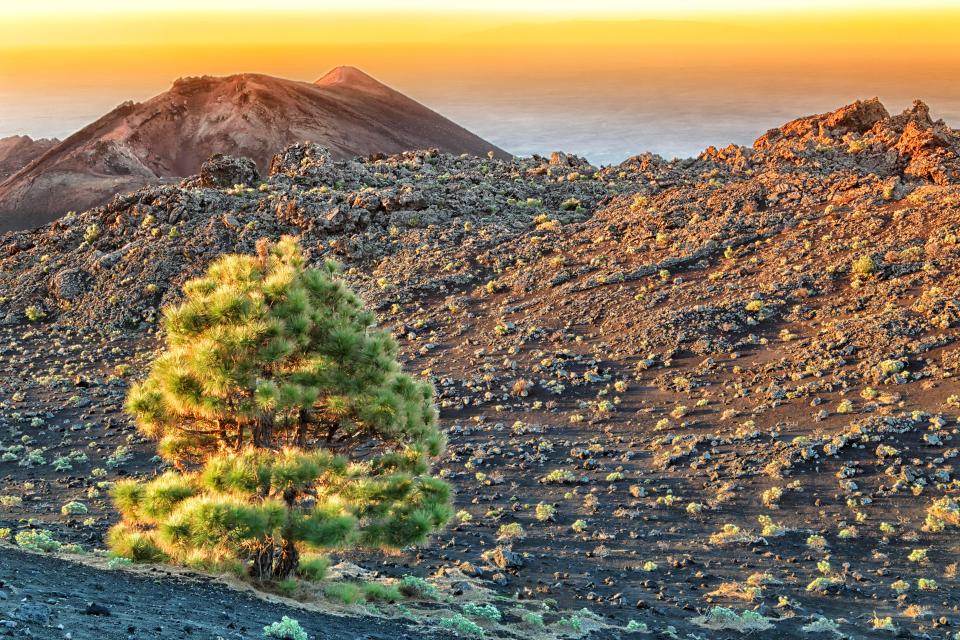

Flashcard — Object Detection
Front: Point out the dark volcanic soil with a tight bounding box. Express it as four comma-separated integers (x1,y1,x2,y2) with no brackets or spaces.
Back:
3,97,960,638
0,545,454,639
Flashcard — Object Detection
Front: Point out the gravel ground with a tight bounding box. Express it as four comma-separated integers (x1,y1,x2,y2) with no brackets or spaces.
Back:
0,546,456,640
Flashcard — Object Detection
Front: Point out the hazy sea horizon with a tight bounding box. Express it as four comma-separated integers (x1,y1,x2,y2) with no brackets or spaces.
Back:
3,83,959,166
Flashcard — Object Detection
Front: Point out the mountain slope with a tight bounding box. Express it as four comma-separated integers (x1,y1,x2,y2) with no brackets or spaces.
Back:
0,67,507,233
0,135,60,181
3,99,960,638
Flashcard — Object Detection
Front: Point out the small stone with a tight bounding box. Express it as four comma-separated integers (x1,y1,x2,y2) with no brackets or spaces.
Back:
489,547,524,569
84,602,110,616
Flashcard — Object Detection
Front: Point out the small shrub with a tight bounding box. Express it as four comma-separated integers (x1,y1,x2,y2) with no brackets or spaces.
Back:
15,529,62,553
263,616,308,640
274,579,299,597
918,578,938,591
295,555,330,582
692,606,773,632
761,487,782,508
61,501,88,516
535,503,556,522
542,469,577,484
908,548,928,563
806,576,842,592
851,255,876,277
324,582,363,605
463,603,502,622
398,575,438,599
522,611,545,628
871,616,896,631
25,306,46,322
877,359,905,378
496,523,525,541
439,614,484,637
362,582,402,603
558,614,583,631
686,502,705,515
83,224,102,244
925,496,960,532
801,617,841,635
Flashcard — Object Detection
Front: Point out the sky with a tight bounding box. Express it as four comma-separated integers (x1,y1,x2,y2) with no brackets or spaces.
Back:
4,0,958,15
2,1,960,162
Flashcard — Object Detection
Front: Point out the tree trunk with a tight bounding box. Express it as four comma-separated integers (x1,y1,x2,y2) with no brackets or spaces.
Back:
261,414,274,449
249,541,274,581
296,409,307,448
272,537,299,580
249,537,299,581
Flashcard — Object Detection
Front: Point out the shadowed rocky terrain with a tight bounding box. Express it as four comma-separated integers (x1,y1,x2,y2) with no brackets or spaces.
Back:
0,546,455,640
2,98,960,638
0,66,507,233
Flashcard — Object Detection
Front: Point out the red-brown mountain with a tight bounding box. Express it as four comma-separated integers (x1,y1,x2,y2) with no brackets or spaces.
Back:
0,135,60,182
0,67,507,232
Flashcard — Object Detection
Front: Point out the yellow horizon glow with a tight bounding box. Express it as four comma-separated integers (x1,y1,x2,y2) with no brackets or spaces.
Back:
3,4,959,124
6,0,960,16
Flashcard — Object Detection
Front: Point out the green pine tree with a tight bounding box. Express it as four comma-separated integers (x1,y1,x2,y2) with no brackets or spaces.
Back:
109,237,451,580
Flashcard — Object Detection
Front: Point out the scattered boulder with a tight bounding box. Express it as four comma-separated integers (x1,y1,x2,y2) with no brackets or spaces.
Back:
197,154,259,188
49,268,89,301
11,602,50,625
488,546,524,570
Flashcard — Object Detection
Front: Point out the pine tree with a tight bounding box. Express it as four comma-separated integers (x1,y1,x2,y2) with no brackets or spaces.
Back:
109,237,451,580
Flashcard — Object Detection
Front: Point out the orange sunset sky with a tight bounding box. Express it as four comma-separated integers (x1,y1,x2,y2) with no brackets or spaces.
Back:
2,0,960,161
4,2,960,85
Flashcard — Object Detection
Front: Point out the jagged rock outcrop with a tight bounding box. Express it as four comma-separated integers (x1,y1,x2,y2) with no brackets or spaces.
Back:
749,98,960,184
196,154,260,189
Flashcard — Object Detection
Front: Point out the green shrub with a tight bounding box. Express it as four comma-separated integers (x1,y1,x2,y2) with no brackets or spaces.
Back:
25,306,45,322
324,582,363,605
362,582,402,603
925,496,960,532
463,603,502,622
851,255,876,276
111,238,451,581
398,575,438,599
15,529,62,553
83,224,102,244
521,611,545,628
263,616,307,640
295,555,330,582
439,614,484,637
61,501,88,516
274,579,299,597
535,503,555,522
105,523,168,562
